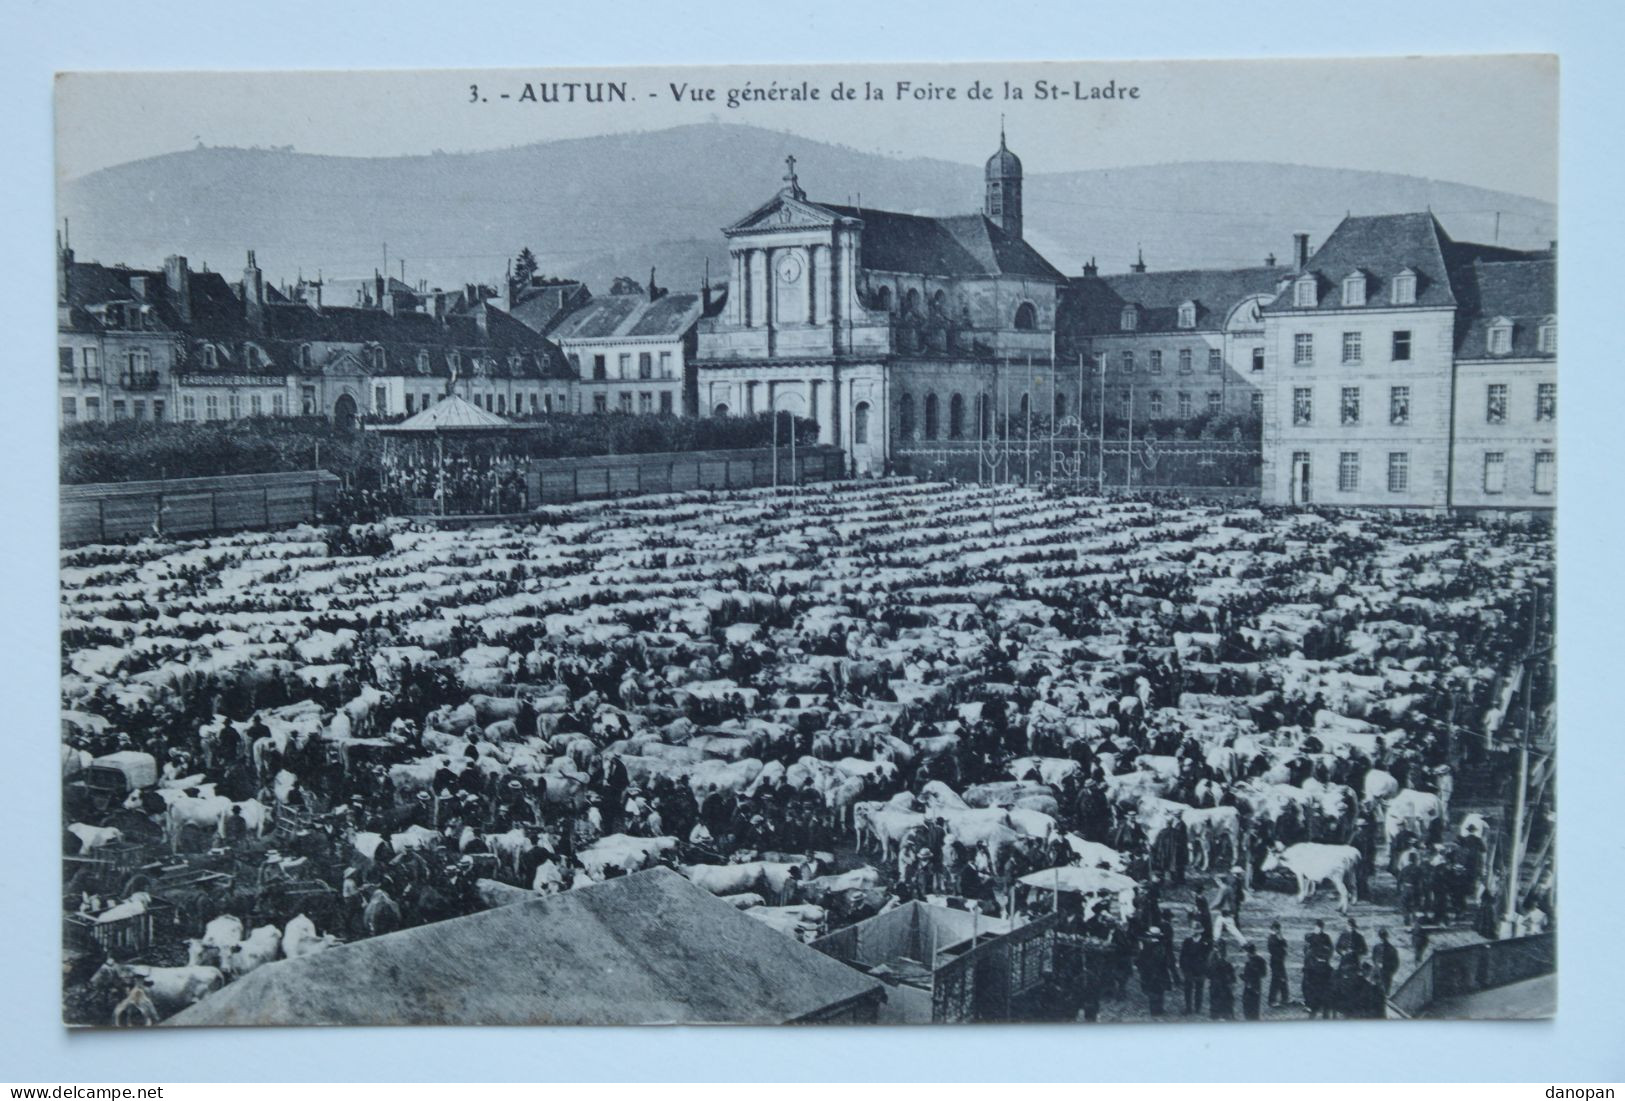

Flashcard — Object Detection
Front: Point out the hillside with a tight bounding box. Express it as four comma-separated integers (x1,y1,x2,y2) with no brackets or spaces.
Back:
58,122,1556,296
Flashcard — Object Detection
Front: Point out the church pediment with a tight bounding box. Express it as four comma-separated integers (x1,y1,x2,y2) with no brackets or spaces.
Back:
725,193,841,237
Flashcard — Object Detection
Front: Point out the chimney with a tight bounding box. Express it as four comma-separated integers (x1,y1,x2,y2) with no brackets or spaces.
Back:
1131,246,1146,274
1265,252,1277,268
701,258,711,311
464,283,480,309
1294,233,1310,271
243,249,265,332
312,269,323,311
1082,257,1098,278
647,266,660,301
374,271,387,309
430,290,448,322
57,224,73,306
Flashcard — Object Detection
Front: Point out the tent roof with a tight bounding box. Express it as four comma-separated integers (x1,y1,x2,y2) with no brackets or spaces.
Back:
164,867,883,1027
1018,864,1139,896
368,394,515,433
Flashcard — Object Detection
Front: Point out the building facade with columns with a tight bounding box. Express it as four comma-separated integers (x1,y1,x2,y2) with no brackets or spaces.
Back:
694,138,1067,474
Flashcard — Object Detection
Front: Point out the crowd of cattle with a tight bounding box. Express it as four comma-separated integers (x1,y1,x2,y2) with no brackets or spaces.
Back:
59,479,1552,1024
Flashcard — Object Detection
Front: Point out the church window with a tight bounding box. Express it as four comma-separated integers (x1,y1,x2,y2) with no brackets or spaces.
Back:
874,286,893,312
854,402,870,445
905,288,921,316
923,393,940,440
897,393,915,439
931,290,947,317
1014,301,1038,331
949,393,965,439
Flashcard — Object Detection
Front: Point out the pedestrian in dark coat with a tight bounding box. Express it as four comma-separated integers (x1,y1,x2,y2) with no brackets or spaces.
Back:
1241,942,1267,1020
1267,921,1291,1007
1179,918,1209,1015
1373,928,1401,994
1208,943,1236,1020
1136,931,1171,1016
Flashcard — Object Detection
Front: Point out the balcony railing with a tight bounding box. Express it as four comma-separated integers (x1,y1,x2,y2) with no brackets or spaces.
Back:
118,372,162,391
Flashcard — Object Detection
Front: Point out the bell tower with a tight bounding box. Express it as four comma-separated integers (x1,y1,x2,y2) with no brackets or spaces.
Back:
984,119,1024,240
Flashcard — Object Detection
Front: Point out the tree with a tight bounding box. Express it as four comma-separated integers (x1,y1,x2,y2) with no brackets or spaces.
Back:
609,275,644,296
513,247,539,286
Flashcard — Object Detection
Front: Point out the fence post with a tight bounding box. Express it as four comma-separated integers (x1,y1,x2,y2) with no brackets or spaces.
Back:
263,485,272,528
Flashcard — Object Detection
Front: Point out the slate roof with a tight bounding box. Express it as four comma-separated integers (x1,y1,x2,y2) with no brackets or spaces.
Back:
816,204,1065,282
1263,212,1537,315
507,279,592,336
1453,258,1557,359
61,258,572,382
1063,266,1288,336
551,291,705,342
164,868,883,1027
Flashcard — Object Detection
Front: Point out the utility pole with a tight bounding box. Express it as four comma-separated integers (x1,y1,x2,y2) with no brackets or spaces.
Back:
1097,355,1106,495
1025,353,1033,486
1504,585,1550,932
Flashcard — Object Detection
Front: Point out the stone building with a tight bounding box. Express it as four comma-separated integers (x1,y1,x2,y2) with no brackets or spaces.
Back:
549,273,719,417
694,133,1066,474
1060,255,1292,429
57,242,571,429
1258,213,1554,509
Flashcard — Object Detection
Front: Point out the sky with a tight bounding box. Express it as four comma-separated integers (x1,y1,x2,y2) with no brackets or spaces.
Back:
56,55,1558,200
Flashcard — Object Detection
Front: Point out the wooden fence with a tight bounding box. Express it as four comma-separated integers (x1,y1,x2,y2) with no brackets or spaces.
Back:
524,445,847,506
61,470,342,545
1387,931,1555,1018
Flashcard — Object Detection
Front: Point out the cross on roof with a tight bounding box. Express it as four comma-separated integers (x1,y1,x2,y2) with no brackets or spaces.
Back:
784,154,797,183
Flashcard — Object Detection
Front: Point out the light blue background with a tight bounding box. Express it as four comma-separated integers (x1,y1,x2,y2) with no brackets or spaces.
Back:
3,0,1621,1082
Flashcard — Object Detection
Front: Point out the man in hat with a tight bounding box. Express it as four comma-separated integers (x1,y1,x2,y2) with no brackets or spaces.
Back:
1136,928,1171,1016
1373,927,1401,994
1266,920,1291,1007
1179,915,1209,1015
1241,942,1267,1020
1336,916,1367,963
408,790,435,830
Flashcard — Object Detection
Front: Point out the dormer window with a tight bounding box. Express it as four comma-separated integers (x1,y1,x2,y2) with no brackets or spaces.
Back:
1342,271,1367,307
448,351,462,375
1120,305,1139,332
417,350,431,375
371,346,386,371
299,344,312,370
202,344,218,368
1292,275,1317,308
1538,319,1556,354
1177,301,1196,329
1391,269,1417,306
1487,317,1514,356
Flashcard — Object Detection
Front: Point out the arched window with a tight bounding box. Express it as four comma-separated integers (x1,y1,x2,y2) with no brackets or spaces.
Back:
1014,301,1038,331
713,402,730,416
874,285,893,312
854,401,870,445
897,393,915,439
978,395,993,438
1019,393,1030,421
949,393,965,439
417,350,430,375
1054,391,1067,421
202,344,217,368
930,290,947,317
904,288,921,317
923,393,940,440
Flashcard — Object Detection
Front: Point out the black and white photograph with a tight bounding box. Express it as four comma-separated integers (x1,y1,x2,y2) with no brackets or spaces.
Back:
53,56,1558,1029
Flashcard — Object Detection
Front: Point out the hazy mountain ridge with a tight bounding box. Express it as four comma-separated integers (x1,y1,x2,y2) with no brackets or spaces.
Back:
59,122,1556,297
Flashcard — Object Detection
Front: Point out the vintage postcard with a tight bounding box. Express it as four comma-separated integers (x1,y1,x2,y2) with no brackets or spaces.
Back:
56,56,1556,1027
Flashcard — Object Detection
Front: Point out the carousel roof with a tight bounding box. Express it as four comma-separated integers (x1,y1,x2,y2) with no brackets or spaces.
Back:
369,394,516,433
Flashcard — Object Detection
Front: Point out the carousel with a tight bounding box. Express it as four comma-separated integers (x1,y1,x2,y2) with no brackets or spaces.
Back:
367,395,533,515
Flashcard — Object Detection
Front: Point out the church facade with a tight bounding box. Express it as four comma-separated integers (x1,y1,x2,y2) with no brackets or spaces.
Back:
694,136,1066,474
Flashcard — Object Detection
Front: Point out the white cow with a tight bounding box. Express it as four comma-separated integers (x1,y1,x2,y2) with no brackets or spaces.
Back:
853,802,925,861
1261,843,1362,913
1384,789,1444,842
94,960,223,1018
222,925,282,979
281,914,338,959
